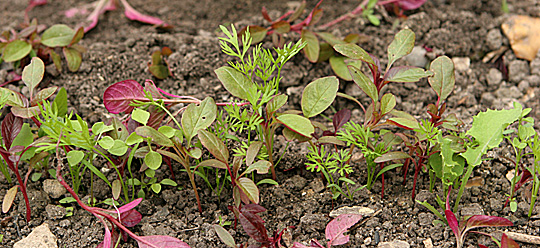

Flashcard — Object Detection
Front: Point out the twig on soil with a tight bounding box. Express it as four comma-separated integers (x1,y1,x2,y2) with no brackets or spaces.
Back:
178,226,200,232
358,209,382,226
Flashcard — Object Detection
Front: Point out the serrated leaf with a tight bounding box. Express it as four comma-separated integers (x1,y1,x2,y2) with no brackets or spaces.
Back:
3,40,32,62
145,150,162,170
277,114,314,137
2,186,18,213
215,67,257,101
301,29,319,63
198,130,228,163
67,150,84,166
302,76,338,118
181,97,217,144
429,55,455,101
349,65,378,102
386,66,433,83
326,214,362,246
22,57,44,95
238,178,259,204
136,126,173,147
387,29,415,68
41,24,75,47
334,43,374,65
380,93,396,115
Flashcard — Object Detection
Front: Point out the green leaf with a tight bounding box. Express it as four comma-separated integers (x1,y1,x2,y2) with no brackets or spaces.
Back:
198,159,228,169
462,102,522,167
158,126,176,138
366,14,380,26
316,32,346,46
387,110,419,130
256,179,279,186
53,87,68,116
126,132,143,145
246,141,263,167
329,56,361,81
271,21,291,34
3,40,32,62
31,87,58,106
374,163,402,181
112,179,121,200
63,47,82,72
135,126,173,147
277,114,314,137
266,94,288,114
151,183,162,194
12,123,33,148
301,76,339,118
50,50,62,73
132,108,150,125
428,56,455,102
108,140,128,156
198,130,228,163
41,24,75,47
149,64,169,79
237,178,259,204
333,43,374,65
301,29,319,63
215,67,257,101
69,27,84,46
145,150,162,170
282,127,310,142
82,160,111,187
91,122,113,136
67,150,84,166
22,57,44,94
349,65,378,102
213,225,236,248
385,66,433,83
387,29,415,68
243,160,271,175
181,97,217,144
241,25,267,44
380,93,396,115
374,151,411,163
98,136,114,149
160,178,177,186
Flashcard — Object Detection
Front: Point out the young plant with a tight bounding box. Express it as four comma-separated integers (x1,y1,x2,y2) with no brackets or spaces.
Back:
148,47,173,80
0,20,85,72
292,214,362,248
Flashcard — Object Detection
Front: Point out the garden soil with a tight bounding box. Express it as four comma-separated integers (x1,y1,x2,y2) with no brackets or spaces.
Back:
2,0,540,247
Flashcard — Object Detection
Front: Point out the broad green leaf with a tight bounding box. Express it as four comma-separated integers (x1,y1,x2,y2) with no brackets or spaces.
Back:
187,147,202,159
317,136,345,146
3,40,31,62
301,29,319,63
2,186,17,213
387,29,415,68
385,66,433,83
428,56,455,101
158,126,176,138
135,126,173,147
237,177,259,204
22,57,44,94
91,122,113,136
132,108,150,125
145,150,162,170
112,179,121,200
380,93,396,115
277,114,314,137
462,102,522,167
53,87,68,116
198,159,228,169
387,110,419,130
243,160,271,176
126,132,143,145
271,21,290,34
108,140,128,156
63,47,82,72
12,123,33,148
301,76,339,118
374,151,411,163
282,127,310,142
50,50,62,72
98,136,114,149
160,178,177,186
316,32,346,46
181,97,217,144
349,65,378,102
1,88,25,108
333,43,374,65
151,183,162,194
246,141,263,167
266,94,288,114
41,24,75,47
215,67,257,101
67,150,84,166
198,130,228,163
241,25,267,44
213,224,236,248
329,56,361,81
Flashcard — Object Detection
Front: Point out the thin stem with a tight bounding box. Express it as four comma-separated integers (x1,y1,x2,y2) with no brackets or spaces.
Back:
318,0,368,29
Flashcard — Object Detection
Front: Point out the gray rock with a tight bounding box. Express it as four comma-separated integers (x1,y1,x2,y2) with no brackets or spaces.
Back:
329,206,375,218
518,80,530,93
45,204,66,220
45,64,59,77
43,179,66,199
299,213,327,232
486,29,503,50
309,178,325,193
508,60,530,83
486,68,503,86
461,203,484,216
405,46,428,68
481,92,495,106
14,223,57,248
495,86,523,99
378,240,410,248
284,175,307,191
526,75,540,87
418,212,434,226
452,57,470,72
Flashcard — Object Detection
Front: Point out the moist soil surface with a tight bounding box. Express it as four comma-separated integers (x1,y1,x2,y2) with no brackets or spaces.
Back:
2,0,540,247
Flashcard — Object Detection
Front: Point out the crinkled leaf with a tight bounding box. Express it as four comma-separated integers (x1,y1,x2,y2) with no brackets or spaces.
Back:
3,40,32,62
301,29,319,63
181,97,217,144
428,56,455,102
277,114,314,137
238,178,259,204
215,66,257,101
198,129,228,163
144,150,162,170
326,214,362,246
41,24,75,47
302,76,338,118
385,66,433,83
2,186,18,213
137,235,191,248
22,57,44,95
136,126,173,147
333,43,374,65
374,151,411,163
213,224,236,248
103,80,145,114
387,29,415,68
63,47,82,72
349,65,378,102
2,113,23,149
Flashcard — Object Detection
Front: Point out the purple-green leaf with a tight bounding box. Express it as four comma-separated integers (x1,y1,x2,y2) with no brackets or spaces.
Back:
349,65,378,102
238,178,259,204
137,235,191,248
213,225,236,248
3,40,32,62
103,80,145,114
333,43,374,65
326,214,362,246
428,56,455,102
301,29,319,63
387,29,415,69
198,129,228,163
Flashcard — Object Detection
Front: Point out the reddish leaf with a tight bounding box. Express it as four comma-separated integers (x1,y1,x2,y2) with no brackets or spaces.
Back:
103,80,145,114
103,224,112,248
326,214,362,246
394,0,427,10
120,209,142,227
137,235,191,248
445,190,461,242
478,245,489,248
238,209,269,244
501,233,520,248
242,203,266,214
2,113,23,149
332,109,351,133
464,215,513,233
261,6,272,22
119,0,171,28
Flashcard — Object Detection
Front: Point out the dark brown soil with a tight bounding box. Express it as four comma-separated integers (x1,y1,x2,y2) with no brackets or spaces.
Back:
1,0,540,247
